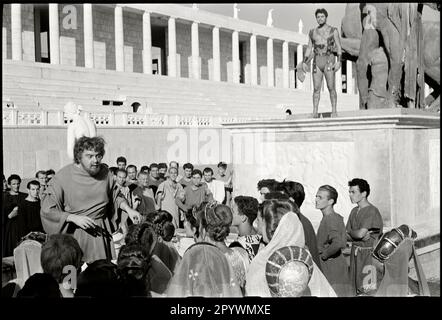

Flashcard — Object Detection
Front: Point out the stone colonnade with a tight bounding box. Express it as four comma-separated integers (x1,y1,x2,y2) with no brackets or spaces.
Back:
7,3,355,93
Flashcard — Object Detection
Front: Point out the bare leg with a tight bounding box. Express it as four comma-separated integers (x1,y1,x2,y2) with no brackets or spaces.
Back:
324,68,338,116
313,68,324,118
380,22,403,107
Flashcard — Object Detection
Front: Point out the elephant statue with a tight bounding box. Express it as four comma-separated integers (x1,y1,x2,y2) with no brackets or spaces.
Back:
340,3,440,111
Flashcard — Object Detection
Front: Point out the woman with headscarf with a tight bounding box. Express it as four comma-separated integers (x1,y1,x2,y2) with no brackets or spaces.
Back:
166,203,242,297
246,199,337,297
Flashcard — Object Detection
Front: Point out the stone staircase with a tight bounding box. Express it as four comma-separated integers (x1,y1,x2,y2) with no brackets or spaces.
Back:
3,60,359,118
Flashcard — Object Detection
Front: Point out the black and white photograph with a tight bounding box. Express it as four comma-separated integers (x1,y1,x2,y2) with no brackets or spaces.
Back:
1,2,440,308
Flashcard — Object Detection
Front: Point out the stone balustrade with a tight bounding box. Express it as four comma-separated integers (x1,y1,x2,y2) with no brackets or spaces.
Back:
2,107,266,127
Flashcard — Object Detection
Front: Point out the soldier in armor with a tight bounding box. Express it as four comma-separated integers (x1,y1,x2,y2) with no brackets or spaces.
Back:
302,8,343,118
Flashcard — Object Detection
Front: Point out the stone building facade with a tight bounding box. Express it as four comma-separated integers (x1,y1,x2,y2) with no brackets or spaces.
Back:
2,3,356,93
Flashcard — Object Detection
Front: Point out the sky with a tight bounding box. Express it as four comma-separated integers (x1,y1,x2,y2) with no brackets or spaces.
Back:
182,3,440,34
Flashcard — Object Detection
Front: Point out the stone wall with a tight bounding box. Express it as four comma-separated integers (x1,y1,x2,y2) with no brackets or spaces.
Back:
2,4,11,60
21,4,35,62
199,26,212,81
219,29,232,82
228,115,440,233
92,4,115,71
176,21,191,78
59,4,84,67
123,9,143,73
3,126,232,180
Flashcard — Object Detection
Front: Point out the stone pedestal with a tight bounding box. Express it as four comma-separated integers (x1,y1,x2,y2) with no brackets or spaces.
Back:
223,109,440,240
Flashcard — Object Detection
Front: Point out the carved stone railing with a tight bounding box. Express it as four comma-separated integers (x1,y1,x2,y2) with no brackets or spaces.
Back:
2,107,265,127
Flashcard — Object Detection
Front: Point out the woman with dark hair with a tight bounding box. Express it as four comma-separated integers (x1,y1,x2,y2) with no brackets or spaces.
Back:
125,222,173,295
166,204,242,297
246,199,336,297
3,174,27,257
75,259,123,297
153,210,181,269
117,244,151,297
190,201,249,291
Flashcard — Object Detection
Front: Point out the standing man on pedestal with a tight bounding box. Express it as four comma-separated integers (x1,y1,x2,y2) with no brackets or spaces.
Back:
302,8,342,118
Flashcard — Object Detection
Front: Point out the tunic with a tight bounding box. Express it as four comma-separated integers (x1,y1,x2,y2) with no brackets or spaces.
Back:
180,184,214,211
178,177,192,189
2,192,27,257
41,164,125,263
156,179,183,228
298,211,322,272
148,176,164,195
132,186,157,222
317,212,351,297
17,199,44,237
346,204,383,295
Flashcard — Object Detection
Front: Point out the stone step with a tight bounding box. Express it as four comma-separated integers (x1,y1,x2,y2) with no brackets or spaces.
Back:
2,75,213,100
3,60,359,115
3,86,219,109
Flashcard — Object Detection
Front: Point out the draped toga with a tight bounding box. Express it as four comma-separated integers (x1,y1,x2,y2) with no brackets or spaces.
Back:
41,164,125,263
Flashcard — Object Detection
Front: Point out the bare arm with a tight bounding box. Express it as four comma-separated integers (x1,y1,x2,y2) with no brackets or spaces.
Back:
119,200,141,224
334,28,342,58
349,227,369,241
303,32,314,64
175,196,188,212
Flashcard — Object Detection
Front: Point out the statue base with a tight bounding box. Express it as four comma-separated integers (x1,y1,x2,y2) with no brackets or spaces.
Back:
224,108,440,279
224,108,439,233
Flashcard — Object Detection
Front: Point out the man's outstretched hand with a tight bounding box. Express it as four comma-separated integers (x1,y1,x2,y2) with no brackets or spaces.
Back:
126,207,141,224
333,60,341,72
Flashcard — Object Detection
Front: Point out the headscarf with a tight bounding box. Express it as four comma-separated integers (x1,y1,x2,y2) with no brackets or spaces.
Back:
166,242,242,297
13,239,43,289
245,212,336,297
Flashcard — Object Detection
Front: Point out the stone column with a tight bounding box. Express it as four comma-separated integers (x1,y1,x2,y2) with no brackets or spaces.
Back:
168,16,177,77
267,38,274,87
142,10,152,74
336,59,342,93
83,3,94,68
296,43,304,90
282,41,289,89
232,30,240,84
11,3,22,61
346,60,353,94
191,21,200,79
49,3,60,64
212,26,220,81
114,5,124,72
250,34,257,85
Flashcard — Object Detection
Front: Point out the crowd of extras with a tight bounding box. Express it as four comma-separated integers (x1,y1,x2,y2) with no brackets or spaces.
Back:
2,154,385,298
